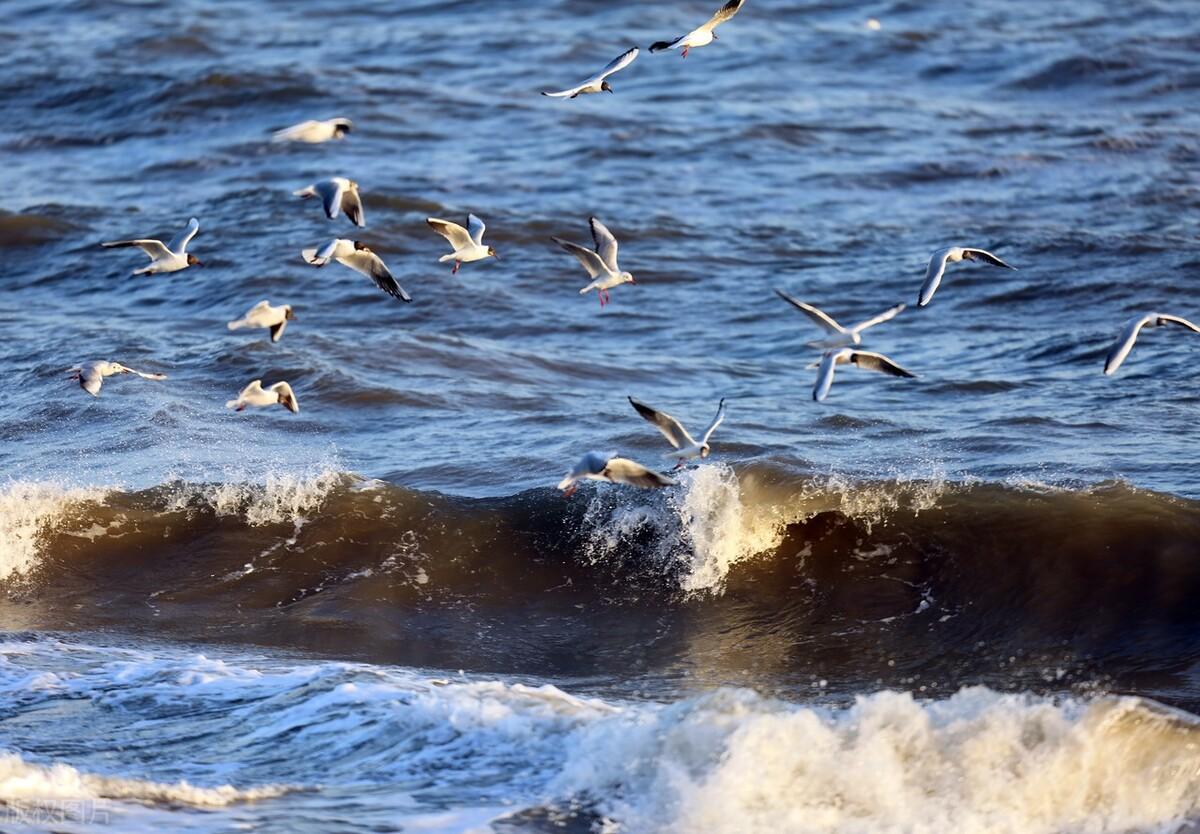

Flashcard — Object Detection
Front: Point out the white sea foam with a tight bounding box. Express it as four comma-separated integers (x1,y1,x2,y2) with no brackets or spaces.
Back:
161,467,347,528
557,686,1200,834
0,481,111,581
0,752,289,806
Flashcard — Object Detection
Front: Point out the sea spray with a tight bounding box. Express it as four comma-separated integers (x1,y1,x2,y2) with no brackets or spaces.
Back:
0,481,112,580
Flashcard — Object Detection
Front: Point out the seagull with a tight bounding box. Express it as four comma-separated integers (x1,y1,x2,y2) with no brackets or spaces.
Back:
542,47,639,98
629,396,726,469
302,239,411,302
226,380,299,413
68,362,166,397
813,348,917,402
272,118,353,144
100,217,201,275
551,217,635,308
426,214,498,274
556,451,677,497
294,178,365,227
918,246,1016,307
775,291,906,348
227,301,296,343
1103,312,1200,376
650,0,746,58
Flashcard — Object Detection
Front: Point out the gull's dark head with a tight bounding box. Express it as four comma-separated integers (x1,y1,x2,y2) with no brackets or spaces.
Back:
488,246,499,259
284,305,296,321
700,445,711,459
601,81,614,94
333,120,352,138
353,240,370,252
187,253,203,266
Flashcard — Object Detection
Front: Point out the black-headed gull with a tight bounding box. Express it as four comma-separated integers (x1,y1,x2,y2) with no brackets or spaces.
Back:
68,362,166,397
557,451,677,497
629,396,726,469
776,290,906,348
1104,312,1200,376
272,118,352,144
919,246,1016,307
427,214,498,274
650,0,746,58
228,301,296,343
294,178,364,227
813,348,916,402
101,217,201,275
542,47,639,98
302,239,411,302
552,217,635,308
226,380,299,413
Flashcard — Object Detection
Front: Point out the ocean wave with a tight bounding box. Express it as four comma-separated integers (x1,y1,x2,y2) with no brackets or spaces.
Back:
5,467,1200,681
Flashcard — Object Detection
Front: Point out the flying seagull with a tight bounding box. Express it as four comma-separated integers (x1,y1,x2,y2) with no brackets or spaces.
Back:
226,380,299,413
294,178,365,227
100,217,201,275
919,246,1016,307
551,217,635,308
543,47,639,98
427,214,498,274
1103,312,1200,375
775,290,906,348
813,348,916,402
302,239,411,302
68,362,166,397
272,118,352,144
650,0,747,58
228,301,296,343
557,451,677,497
629,396,726,469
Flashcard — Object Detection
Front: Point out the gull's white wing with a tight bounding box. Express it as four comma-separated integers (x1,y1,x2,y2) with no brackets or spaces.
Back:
1157,314,1200,334
775,290,845,334
318,180,346,220
113,363,167,382
304,238,345,265
340,249,412,303
852,350,917,378
596,47,639,81
702,0,746,32
272,121,316,142
700,398,727,444
101,239,171,260
918,247,953,307
813,352,840,402
79,366,103,396
850,303,907,333
629,397,694,449
552,237,607,278
467,214,486,246
167,217,199,254
427,218,474,250
604,458,677,489
342,185,365,228
1104,314,1153,376
590,217,619,272
963,248,1017,270
272,382,300,414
